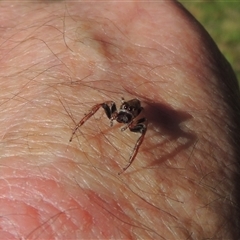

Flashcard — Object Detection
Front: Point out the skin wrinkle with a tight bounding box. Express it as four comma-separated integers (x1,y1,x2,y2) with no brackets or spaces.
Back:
0,1,239,239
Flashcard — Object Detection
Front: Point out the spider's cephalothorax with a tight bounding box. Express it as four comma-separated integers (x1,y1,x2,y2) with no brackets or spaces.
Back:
102,98,143,125
117,99,143,124
69,98,148,174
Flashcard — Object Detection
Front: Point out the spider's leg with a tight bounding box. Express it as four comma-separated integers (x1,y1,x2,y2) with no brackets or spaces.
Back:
118,118,148,174
102,101,117,126
120,121,132,132
69,101,113,142
69,103,102,142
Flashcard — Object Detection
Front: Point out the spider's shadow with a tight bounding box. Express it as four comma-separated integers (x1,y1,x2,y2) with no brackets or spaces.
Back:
143,101,197,168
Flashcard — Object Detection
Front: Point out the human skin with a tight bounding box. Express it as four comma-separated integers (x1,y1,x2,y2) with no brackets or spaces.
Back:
0,1,240,239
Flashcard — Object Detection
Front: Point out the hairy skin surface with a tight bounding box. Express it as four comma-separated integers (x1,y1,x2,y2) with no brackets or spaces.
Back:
0,1,239,239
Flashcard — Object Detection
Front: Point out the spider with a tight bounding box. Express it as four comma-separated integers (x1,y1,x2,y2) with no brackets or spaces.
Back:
69,98,148,174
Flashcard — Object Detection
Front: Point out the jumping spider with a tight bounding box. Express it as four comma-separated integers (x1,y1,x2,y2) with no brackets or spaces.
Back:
69,98,147,174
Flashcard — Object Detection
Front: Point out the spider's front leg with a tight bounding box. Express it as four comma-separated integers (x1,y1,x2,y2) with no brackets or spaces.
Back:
102,101,118,126
118,118,148,174
69,101,116,142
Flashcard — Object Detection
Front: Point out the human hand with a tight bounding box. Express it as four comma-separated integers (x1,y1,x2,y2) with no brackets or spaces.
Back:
0,1,239,239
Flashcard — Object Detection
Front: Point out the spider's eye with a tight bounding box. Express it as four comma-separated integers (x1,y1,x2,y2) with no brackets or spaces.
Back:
129,106,136,112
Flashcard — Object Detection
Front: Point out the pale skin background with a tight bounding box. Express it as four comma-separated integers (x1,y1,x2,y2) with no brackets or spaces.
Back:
0,1,240,239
